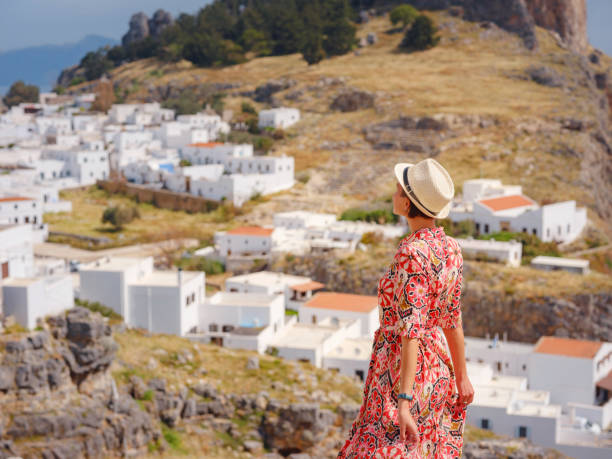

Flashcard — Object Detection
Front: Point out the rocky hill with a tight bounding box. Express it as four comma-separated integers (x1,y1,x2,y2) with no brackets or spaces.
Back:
0,308,568,458
67,5,612,240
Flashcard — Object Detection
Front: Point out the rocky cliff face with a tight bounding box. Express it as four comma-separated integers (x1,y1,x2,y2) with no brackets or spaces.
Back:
0,308,159,459
121,10,174,47
526,0,588,53
406,0,587,52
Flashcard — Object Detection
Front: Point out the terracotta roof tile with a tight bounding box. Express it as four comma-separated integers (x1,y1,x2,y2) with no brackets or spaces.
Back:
291,281,325,292
0,196,33,203
227,226,274,237
305,292,377,313
533,336,602,359
478,195,535,212
188,142,224,148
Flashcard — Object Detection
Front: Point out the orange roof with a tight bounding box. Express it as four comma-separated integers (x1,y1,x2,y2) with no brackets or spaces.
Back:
533,336,602,359
291,281,325,292
305,292,377,313
188,142,224,148
478,195,535,212
0,196,33,203
227,226,274,237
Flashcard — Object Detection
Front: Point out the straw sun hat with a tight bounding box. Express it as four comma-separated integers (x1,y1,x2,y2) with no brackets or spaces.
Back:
393,158,455,219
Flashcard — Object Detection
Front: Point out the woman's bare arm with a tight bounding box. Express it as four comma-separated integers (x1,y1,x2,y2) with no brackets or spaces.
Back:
399,336,418,395
442,326,474,405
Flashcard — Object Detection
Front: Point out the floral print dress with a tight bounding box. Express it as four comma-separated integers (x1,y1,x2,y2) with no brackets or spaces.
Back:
337,226,467,458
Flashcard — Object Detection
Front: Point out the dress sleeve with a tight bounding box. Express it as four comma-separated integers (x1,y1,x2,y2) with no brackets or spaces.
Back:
438,261,463,329
393,243,428,340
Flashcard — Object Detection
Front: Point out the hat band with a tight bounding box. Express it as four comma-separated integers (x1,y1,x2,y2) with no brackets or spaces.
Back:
403,166,436,217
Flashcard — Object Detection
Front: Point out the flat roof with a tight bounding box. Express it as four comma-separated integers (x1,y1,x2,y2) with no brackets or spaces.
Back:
464,336,533,353
130,270,200,287
209,292,279,307
81,257,145,272
478,194,535,212
533,336,602,359
226,270,312,287
325,337,373,360
269,320,353,349
187,142,224,147
304,292,377,313
457,238,521,249
531,256,589,268
226,226,274,237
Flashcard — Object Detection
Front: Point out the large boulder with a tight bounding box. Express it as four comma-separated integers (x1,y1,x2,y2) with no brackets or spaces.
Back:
148,9,174,39
122,12,150,47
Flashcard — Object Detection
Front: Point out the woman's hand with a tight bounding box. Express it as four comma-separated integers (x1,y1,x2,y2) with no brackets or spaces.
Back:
456,374,474,406
398,401,419,444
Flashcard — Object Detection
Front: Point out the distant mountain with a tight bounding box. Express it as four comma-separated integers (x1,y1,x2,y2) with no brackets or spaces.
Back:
0,35,117,95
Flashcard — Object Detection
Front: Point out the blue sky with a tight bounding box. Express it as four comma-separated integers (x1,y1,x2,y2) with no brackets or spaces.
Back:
0,0,610,55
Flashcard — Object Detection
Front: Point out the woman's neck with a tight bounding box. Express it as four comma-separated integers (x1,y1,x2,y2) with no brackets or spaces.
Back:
408,218,437,233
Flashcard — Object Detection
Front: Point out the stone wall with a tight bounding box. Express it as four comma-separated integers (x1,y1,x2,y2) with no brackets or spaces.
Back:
97,180,219,213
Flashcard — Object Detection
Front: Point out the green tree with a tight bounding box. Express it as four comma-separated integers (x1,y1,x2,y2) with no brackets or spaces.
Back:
400,14,439,51
101,205,140,230
80,50,114,81
322,0,356,56
390,4,418,29
3,81,39,107
302,33,326,65
162,89,201,115
241,102,256,114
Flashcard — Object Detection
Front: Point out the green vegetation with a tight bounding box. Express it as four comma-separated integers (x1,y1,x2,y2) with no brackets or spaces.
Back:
72,0,357,79
390,4,418,29
162,425,187,453
175,256,225,275
161,89,202,116
3,81,39,107
241,102,256,115
75,298,123,322
101,204,141,230
478,231,561,264
400,14,439,51
179,159,192,167
340,207,399,224
69,76,85,87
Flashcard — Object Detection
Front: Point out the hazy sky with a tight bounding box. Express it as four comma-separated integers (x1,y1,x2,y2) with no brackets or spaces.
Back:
0,0,610,55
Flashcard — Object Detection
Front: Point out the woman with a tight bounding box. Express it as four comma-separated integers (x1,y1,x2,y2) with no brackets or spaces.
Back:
338,158,474,458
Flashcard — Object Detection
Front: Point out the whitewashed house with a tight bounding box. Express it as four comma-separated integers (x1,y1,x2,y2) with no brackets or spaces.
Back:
78,257,203,336
323,336,373,381
450,180,587,243
41,149,109,185
3,275,74,330
224,270,325,310
531,256,590,275
0,196,43,226
0,224,35,279
457,238,523,267
268,317,361,368
258,107,300,130
35,116,72,136
214,226,275,258
299,292,379,338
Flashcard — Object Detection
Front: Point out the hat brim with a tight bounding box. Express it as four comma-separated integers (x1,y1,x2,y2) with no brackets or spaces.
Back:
393,162,451,219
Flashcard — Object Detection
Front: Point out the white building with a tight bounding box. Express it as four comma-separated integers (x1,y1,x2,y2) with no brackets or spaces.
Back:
0,196,43,226
323,336,373,381
224,270,325,310
3,275,74,330
0,224,35,279
41,149,110,185
531,256,590,275
268,317,361,368
258,107,300,130
215,226,275,258
299,292,378,338
78,257,203,336
450,180,587,243
457,237,523,267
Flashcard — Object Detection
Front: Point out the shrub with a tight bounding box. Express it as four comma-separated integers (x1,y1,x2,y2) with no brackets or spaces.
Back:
179,159,192,167
340,208,398,224
75,298,122,321
390,5,419,29
3,81,39,107
241,102,256,114
400,14,439,51
101,205,140,230
254,136,273,153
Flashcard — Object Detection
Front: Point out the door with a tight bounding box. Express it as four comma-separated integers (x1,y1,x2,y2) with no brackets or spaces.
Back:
1,261,8,279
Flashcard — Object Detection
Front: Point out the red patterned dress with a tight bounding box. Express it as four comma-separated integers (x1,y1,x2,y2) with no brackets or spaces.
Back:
337,226,466,458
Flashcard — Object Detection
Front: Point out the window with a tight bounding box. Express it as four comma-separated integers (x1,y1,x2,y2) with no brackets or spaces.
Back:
547,228,550,238
484,224,489,234
481,419,490,430
32,202,36,208
33,216,37,223
522,364,527,371
191,292,195,303
558,226,561,235
355,370,365,381
14,204,18,209
25,217,29,223
532,228,536,235
522,227,527,233
518,426,528,438
311,315,317,324
209,323,218,332
567,224,571,233
475,223,480,232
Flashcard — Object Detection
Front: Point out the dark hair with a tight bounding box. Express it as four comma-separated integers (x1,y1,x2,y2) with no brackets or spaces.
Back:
399,185,432,219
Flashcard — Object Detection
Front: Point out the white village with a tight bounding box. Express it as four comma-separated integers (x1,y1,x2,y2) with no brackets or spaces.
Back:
0,90,609,459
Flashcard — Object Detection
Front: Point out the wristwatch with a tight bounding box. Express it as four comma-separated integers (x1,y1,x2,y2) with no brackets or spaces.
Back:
398,392,414,401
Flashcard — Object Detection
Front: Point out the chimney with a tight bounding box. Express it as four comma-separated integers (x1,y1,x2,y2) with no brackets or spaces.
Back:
178,267,183,285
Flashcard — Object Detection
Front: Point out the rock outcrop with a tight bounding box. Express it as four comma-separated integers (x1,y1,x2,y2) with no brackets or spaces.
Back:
403,0,588,52
121,10,174,47
0,308,160,458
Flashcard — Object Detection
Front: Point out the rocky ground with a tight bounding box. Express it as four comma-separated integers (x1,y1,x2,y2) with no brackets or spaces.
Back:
0,308,569,458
